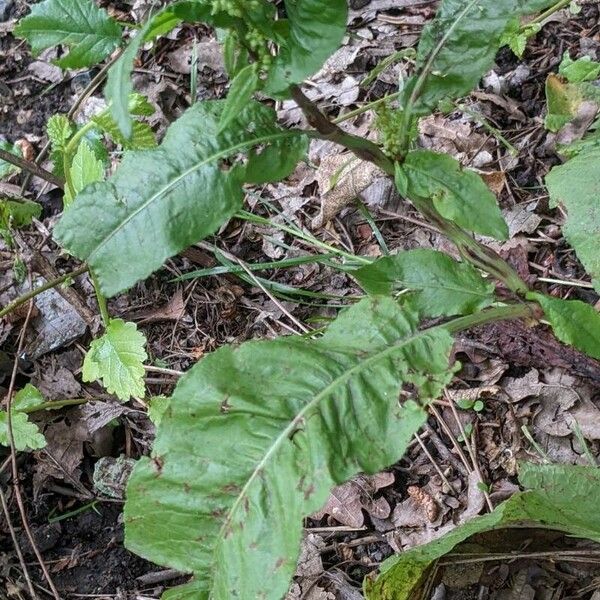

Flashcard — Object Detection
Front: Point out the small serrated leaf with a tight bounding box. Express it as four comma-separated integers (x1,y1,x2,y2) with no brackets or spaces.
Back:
0,411,46,451
47,114,73,175
83,319,147,401
12,384,45,412
15,0,122,69
353,249,495,317
528,292,600,360
64,140,105,206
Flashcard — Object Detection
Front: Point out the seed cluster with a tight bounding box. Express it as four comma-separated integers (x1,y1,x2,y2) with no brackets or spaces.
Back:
375,101,404,158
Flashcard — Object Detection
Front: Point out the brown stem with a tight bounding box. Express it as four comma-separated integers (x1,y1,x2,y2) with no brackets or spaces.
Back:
0,148,64,189
290,85,395,174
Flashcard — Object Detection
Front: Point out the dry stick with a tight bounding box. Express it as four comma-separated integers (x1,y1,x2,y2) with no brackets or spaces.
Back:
0,148,64,189
413,432,455,494
0,486,38,599
427,404,472,475
4,289,61,600
0,264,89,320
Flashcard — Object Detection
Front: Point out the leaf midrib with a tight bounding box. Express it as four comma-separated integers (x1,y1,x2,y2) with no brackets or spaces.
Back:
216,321,445,558
86,131,293,263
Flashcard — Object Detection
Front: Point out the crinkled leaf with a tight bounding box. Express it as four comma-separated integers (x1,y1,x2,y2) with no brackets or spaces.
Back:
125,297,455,600
147,395,169,426
367,463,600,600
218,64,259,133
47,114,73,175
401,0,555,115
12,384,45,412
545,147,600,291
264,0,348,96
559,51,600,83
396,151,509,240
82,318,147,401
54,100,306,297
353,249,495,317
64,140,104,206
104,22,152,139
528,292,600,360
544,73,585,131
0,411,46,451
15,0,122,69
0,141,22,179
500,19,540,57
92,114,156,150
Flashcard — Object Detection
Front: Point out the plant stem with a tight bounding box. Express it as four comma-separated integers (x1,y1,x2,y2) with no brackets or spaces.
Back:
21,398,88,414
89,271,110,327
443,302,538,334
62,120,99,199
0,265,89,320
333,91,402,125
530,0,571,25
0,148,64,189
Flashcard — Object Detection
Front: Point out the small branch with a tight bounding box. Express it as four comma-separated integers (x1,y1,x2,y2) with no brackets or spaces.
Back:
0,148,64,189
0,264,89,320
443,303,539,335
290,85,395,174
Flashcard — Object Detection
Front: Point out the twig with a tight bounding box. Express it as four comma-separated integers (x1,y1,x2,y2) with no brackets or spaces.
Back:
0,264,89,320
0,147,64,189
414,433,456,494
4,283,61,600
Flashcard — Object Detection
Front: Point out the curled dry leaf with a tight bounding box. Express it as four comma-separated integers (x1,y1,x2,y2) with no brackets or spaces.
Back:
407,485,439,523
312,472,394,528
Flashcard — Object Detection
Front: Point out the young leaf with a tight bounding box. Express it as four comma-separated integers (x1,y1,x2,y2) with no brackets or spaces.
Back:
0,199,41,231
545,147,600,291
559,51,600,83
47,114,73,175
0,412,46,451
64,140,104,206
353,249,495,317
528,292,600,360
396,151,509,240
54,100,307,297
147,395,169,426
544,73,585,132
12,384,45,412
15,0,122,69
104,22,152,140
264,0,348,96
0,141,22,178
218,64,260,133
367,463,600,600
125,297,455,600
82,319,147,401
91,114,156,150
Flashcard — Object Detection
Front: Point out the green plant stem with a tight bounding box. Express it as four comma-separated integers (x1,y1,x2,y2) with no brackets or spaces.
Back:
530,0,571,25
443,302,537,334
89,270,110,327
0,265,89,320
333,91,403,125
0,147,64,189
21,398,88,414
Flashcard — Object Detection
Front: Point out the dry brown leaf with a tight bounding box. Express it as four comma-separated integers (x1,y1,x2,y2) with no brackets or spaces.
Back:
312,155,383,228
407,485,439,522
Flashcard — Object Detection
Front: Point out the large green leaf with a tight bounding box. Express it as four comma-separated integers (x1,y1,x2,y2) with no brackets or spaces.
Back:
402,0,557,115
15,0,122,69
353,249,495,317
125,297,456,600
396,151,509,240
54,100,307,297
264,0,348,96
545,147,600,292
367,463,600,600
528,292,600,360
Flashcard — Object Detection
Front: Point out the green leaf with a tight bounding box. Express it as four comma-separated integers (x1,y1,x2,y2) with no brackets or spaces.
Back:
82,318,147,401
147,395,169,426
0,199,41,231
218,64,260,133
500,19,540,57
64,140,104,206
544,73,585,131
162,580,208,600
0,412,46,451
15,0,122,69
545,147,600,291
47,114,73,175
396,151,509,240
367,463,600,600
264,0,348,96
54,100,306,297
92,114,156,150
528,292,600,360
125,297,455,600
104,22,152,139
12,384,45,412
353,249,495,317
0,141,22,179
401,0,552,115
559,51,600,83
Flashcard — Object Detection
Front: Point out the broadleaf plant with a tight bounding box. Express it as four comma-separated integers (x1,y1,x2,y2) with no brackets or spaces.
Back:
0,384,47,451
11,0,600,598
